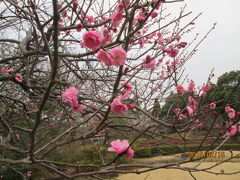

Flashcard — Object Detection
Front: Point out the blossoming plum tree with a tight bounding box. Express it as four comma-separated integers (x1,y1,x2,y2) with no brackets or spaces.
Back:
0,0,239,179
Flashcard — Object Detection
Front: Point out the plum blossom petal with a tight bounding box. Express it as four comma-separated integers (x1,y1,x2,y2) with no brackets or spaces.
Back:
97,49,113,66
225,105,235,119
186,106,194,117
176,85,186,94
209,103,216,109
1,67,13,74
201,83,211,92
108,139,134,158
226,126,238,137
188,80,196,93
110,47,127,66
110,12,123,28
62,87,84,112
62,87,79,104
165,47,179,58
83,31,104,50
15,73,23,82
110,98,128,114
143,55,155,70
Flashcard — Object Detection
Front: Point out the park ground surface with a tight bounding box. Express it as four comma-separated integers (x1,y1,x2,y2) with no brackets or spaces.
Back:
116,151,240,180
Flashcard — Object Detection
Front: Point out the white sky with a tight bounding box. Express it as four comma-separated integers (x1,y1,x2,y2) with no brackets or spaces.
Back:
1,0,239,87
174,0,240,86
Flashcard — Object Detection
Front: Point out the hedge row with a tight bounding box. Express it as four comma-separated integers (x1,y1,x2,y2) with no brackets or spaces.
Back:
134,144,240,158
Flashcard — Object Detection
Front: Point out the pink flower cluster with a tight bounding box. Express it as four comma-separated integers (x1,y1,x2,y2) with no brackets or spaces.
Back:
110,12,123,28
175,81,196,94
164,46,179,58
83,31,104,50
186,105,195,117
15,73,23,83
209,102,216,109
188,80,196,93
201,83,211,92
225,105,235,119
108,139,134,158
176,81,213,95
225,125,239,137
102,28,112,45
186,96,197,117
176,85,186,94
110,81,134,114
97,47,127,67
143,55,156,70
111,98,128,114
1,67,13,74
109,0,130,28
177,42,188,49
62,87,85,112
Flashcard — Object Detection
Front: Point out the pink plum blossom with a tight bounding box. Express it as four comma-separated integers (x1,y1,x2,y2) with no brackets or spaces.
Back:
198,123,204,128
225,105,235,119
120,88,132,101
209,103,216,109
87,16,95,24
110,98,128,114
72,103,85,112
76,23,83,32
225,105,230,112
72,0,78,8
176,85,186,94
188,96,196,105
177,42,187,49
62,87,85,112
120,81,133,100
62,87,79,105
137,16,145,21
110,47,127,66
15,133,20,140
27,171,32,177
128,104,135,109
165,47,179,58
188,80,196,93
226,126,238,137
110,12,123,28
102,31,112,45
178,114,186,119
1,67,13,74
97,49,113,66
120,81,133,90
175,35,181,41
83,31,104,50
15,73,23,82
201,83,211,92
186,105,194,117
151,11,158,18
194,119,199,124
108,139,134,158
173,108,181,115
143,55,156,70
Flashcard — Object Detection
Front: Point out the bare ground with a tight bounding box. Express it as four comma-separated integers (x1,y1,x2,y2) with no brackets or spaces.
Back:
116,151,240,180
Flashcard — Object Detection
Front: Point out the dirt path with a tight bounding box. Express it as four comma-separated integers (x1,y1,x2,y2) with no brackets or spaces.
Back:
117,162,240,180
116,151,240,180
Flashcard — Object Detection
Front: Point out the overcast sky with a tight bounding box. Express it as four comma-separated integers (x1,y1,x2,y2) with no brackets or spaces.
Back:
171,0,240,86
